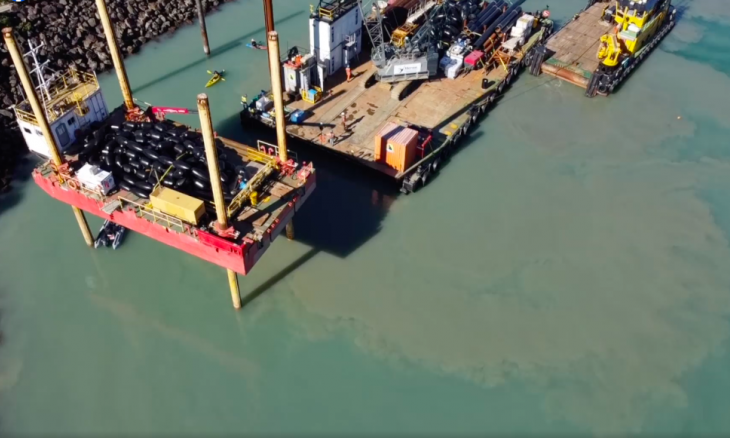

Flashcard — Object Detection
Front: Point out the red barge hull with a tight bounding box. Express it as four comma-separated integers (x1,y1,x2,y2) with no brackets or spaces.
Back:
33,168,316,275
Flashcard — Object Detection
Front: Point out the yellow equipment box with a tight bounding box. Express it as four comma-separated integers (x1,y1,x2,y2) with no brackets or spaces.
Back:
150,187,205,225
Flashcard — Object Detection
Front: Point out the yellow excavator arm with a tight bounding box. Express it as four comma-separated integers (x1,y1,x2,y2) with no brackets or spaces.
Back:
597,33,622,67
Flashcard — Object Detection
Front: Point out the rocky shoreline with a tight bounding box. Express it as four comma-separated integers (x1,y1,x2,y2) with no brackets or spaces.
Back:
0,0,232,191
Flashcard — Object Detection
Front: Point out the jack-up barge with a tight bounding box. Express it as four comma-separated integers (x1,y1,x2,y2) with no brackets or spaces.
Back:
3,0,315,310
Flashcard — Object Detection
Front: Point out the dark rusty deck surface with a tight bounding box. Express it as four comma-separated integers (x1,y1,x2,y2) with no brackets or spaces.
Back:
543,2,613,85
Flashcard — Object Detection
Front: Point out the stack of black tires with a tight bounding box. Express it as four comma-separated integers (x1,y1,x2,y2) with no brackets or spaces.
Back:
78,118,243,202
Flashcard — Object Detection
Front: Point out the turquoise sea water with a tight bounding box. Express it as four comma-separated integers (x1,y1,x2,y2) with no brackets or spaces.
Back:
2,0,730,435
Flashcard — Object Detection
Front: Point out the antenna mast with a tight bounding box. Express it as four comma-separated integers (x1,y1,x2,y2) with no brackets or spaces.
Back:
24,39,55,104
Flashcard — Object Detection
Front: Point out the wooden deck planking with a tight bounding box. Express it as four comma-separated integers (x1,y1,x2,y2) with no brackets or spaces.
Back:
283,61,497,176
545,2,613,75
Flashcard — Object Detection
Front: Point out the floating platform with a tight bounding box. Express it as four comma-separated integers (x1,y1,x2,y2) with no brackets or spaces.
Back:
34,107,316,275
242,26,551,194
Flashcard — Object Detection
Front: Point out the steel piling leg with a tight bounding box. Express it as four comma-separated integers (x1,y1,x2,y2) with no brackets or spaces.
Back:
228,269,242,309
286,220,294,240
73,207,95,247
195,0,211,56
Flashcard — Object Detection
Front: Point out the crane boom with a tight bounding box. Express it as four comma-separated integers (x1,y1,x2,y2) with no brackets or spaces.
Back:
358,0,387,67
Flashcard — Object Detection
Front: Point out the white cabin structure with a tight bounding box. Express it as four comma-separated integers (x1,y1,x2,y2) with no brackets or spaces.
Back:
309,0,364,89
12,40,108,158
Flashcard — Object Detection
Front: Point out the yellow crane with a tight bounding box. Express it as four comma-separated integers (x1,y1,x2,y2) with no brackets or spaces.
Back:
597,33,622,67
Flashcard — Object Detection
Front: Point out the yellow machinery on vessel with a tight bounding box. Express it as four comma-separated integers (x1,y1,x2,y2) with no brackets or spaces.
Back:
301,86,322,104
391,23,419,47
597,0,672,67
150,187,206,225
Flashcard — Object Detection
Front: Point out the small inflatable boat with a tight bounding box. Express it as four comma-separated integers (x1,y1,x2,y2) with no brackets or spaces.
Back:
94,220,127,250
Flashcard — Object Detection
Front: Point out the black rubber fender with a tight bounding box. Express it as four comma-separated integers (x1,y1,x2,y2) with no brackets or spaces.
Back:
194,189,214,202
162,178,176,188
132,187,150,199
153,162,166,173
193,178,209,189
135,168,149,180
93,129,105,143
160,140,176,150
129,160,141,170
139,156,152,167
191,167,210,181
174,177,188,189
173,144,186,155
119,180,133,192
172,169,186,179
126,140,144,153
158,155,174,166
181,131,200,140
123,175,137,186
124,149,138,160
173,160,191,171
135,179,154,191
143,148,160,161
85,137,100,149
122,164,133,174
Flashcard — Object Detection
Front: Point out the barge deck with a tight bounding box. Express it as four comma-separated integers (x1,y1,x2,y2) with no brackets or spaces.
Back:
243,26,551,193
540,1,610,89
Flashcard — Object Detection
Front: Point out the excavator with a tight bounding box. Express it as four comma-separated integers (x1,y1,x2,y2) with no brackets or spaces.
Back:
588,0,675,96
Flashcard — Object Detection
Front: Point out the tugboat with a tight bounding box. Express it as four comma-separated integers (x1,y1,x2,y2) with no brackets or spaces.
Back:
530,0,676,97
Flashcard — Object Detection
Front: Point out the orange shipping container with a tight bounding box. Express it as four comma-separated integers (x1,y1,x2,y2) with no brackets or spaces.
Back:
374,121,399,163
384,126,419,172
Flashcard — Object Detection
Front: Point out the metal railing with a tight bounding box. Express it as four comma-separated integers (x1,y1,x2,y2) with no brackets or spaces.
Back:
256,140,298,163
227,160,276,218
15,70,100,126
118,196,186,233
